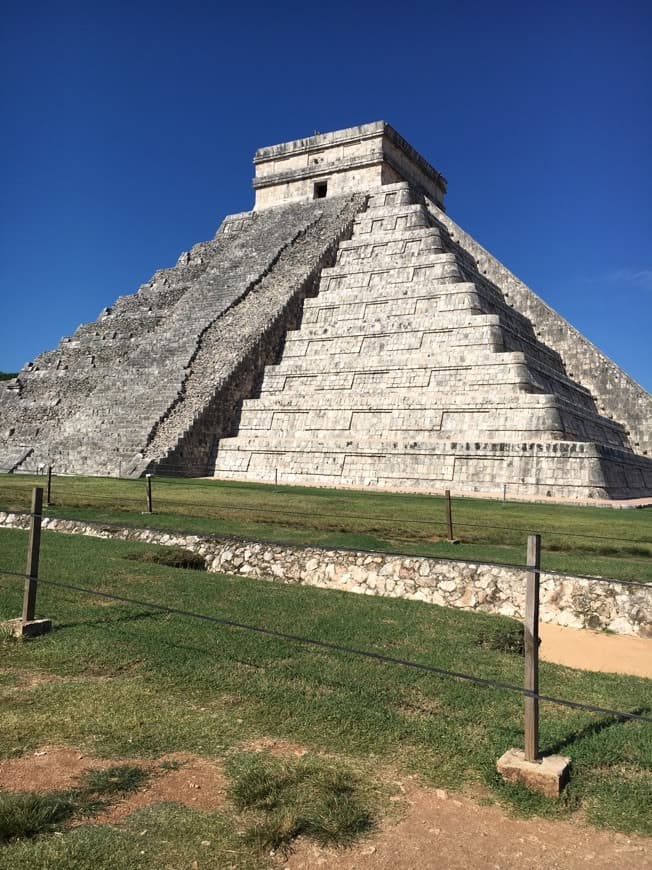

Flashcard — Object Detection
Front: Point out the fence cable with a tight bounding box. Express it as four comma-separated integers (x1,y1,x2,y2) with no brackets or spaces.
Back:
1,512,651,589
0,566,650,724
3,479,651,545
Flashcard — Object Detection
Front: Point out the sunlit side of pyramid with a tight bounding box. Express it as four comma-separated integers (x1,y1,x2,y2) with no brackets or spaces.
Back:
1,122,650,499
214,123,652,499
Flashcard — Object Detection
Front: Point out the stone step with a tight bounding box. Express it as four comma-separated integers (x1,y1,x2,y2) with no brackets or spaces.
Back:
265,347,525,377
296,303,565,375
338,225,441,250
241,390,557,412
262,363,533,395
218,426,589,459
237,406,566,435
234,414,624,448
237,389,626,440
283,321,505,358
302,282,480,317
214,439,614,492
320,250,459,283
353,204,431,235
336,232,444,266
292,309,493,341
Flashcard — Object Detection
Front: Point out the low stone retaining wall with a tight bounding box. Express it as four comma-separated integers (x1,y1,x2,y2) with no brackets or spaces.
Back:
0,513,649,637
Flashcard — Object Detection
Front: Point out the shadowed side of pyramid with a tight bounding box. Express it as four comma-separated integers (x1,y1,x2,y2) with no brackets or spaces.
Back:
0,196,368,477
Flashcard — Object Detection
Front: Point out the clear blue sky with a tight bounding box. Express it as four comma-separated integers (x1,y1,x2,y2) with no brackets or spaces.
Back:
2,0,651,391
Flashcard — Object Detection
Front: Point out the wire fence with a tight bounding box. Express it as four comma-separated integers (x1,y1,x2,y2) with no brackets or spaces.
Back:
1,506,651,591
2,468,651,550
0,564,650,725
1,511,652,592
2,484,651,790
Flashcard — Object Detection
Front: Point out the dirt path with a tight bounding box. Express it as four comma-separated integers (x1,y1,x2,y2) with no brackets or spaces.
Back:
539,622,652,678
1,747,649,869
285,781,651,870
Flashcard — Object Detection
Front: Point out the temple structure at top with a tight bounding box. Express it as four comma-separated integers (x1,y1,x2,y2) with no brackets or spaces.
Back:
253,121,447,210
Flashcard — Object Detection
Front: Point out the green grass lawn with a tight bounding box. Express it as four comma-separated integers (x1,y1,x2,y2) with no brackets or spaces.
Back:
0,473,651,583
0,525,650,868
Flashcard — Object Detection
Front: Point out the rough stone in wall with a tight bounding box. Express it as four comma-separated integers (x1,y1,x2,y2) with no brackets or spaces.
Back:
0,511,648,637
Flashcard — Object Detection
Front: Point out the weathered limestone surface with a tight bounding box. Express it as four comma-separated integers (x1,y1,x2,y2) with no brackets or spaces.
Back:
147,195,366,475
0,195,365,477
426,202,652,458
0,511,649,636
216,179,652,498
253,121,447,210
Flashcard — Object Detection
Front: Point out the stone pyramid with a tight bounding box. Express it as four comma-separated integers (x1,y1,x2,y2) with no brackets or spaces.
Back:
1,122,650,499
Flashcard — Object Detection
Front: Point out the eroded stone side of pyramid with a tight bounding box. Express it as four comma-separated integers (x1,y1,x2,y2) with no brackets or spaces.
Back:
214,180,652,499
0,195,366,477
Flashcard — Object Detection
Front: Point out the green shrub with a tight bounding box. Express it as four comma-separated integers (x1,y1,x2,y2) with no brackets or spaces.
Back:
474,618,524,654
79,764,148,797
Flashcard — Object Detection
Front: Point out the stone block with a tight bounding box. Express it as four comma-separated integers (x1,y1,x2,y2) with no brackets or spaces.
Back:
496,748,570,798
3,618,52,639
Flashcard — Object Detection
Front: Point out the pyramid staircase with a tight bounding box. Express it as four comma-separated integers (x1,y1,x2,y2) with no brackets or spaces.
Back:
214,183,652,498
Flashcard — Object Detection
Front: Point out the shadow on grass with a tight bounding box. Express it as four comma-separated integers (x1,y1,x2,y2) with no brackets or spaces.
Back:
545,708,650,757
53,610,158,631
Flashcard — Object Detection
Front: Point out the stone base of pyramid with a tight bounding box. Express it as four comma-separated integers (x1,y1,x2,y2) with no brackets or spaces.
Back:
214,439,652,500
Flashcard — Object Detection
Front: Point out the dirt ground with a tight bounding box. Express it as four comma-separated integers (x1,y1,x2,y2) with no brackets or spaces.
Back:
285,781,651,870
0,747,228,818
539,622,652,678
1,629,649,867
0,746,649,869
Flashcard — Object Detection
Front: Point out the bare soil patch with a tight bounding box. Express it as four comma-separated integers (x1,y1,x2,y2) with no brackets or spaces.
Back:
244,737,310,757
1,746,649,867
284,782,651,870
539,623,652,678
96,753,226,822
0,747,226,818
0,746,112,793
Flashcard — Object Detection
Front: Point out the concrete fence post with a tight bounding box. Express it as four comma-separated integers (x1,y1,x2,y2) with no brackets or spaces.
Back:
22,487,43,622
13,487,52,638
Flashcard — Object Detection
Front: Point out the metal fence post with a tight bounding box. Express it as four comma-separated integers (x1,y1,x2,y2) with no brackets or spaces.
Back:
46,466,52,506
524,533,541,762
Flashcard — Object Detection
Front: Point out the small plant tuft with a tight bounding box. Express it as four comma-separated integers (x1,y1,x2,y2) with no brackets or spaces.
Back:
474,617,524,654
0,791,75,843
227,753,375,854
79,764,149,796
128,546,206,570
0,623,22,646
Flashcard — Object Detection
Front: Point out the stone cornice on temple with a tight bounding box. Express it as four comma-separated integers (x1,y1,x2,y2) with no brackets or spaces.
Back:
252,121,447,210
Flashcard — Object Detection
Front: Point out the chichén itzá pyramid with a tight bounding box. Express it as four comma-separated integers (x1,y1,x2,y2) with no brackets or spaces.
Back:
1,122,651,500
